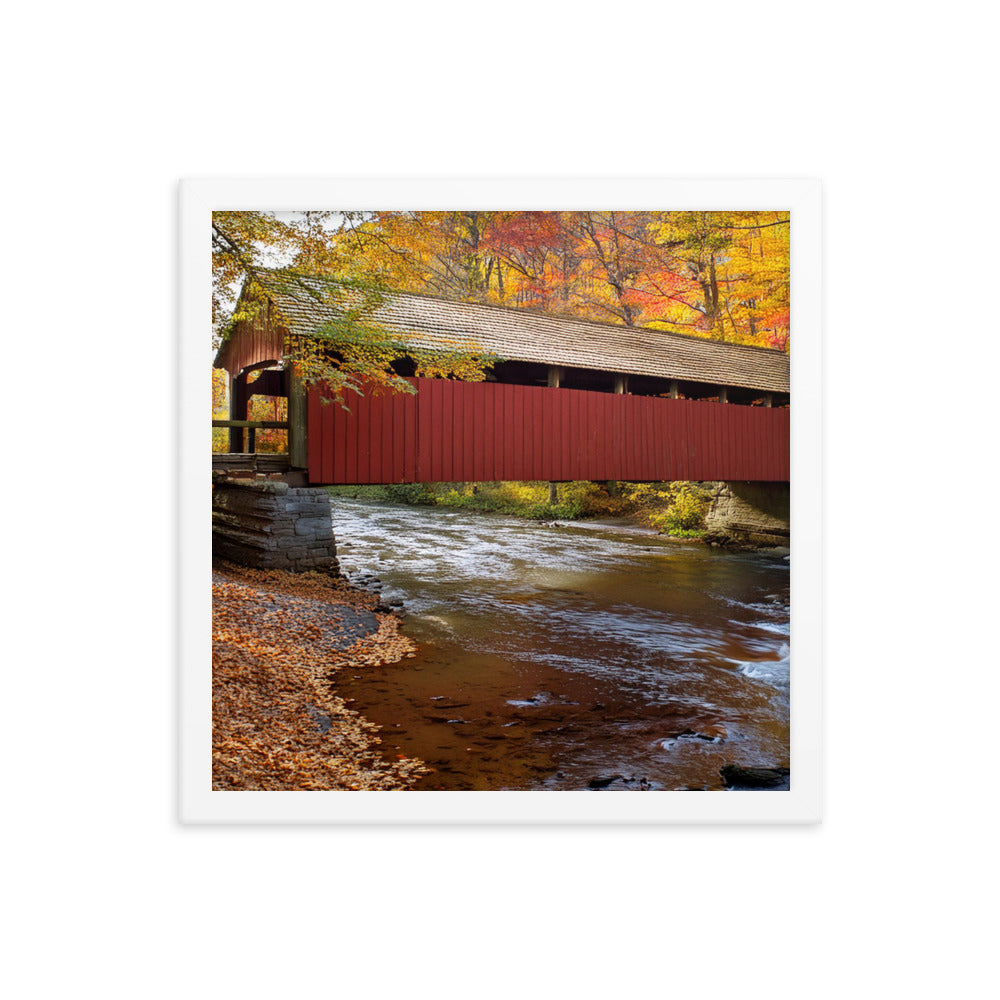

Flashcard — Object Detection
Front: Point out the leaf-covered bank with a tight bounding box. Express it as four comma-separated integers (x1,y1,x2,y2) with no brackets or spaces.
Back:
212,561,428,791
326,480,711,536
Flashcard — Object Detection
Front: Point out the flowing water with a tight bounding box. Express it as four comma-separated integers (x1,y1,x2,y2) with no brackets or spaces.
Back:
331,499,790,791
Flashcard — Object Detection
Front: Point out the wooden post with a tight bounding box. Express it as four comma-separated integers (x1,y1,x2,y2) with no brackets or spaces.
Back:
764,392,773,408
547,367,562,501
669,380,679,399
229,372,249,452
718,386,728,404
287,365,308,469
613,374,628,394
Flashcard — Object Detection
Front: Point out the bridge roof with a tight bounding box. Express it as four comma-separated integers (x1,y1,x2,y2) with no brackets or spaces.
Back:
249,270,790,394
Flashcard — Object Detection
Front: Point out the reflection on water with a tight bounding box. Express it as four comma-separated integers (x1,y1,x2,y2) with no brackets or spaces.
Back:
332,500,790,791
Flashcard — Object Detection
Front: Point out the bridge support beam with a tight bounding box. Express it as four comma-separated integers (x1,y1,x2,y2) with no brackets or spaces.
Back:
547,366,563,502
703,481,790,549
212,477,339,573
287,365,308,469
228,373,249,452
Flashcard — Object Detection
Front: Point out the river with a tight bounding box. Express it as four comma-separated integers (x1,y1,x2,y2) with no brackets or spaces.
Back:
331,499,790,791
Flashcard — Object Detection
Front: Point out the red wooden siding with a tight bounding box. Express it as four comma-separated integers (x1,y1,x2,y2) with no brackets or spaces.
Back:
307,378,789,485
216,303,286,377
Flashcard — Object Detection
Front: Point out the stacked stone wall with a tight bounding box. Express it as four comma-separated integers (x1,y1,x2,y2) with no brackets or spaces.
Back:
704,481,790,548
212,478,339,573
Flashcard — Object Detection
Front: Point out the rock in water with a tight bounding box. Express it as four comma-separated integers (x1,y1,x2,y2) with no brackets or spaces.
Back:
720,765,790,790
587,774,623,790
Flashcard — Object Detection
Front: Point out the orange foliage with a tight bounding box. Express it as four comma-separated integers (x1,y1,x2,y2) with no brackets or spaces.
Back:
331,210,790,350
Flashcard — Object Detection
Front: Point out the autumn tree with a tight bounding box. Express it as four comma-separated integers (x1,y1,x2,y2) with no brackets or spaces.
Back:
718,213,790,349
646,211,790,347
212,211,497,406
328,211,505,301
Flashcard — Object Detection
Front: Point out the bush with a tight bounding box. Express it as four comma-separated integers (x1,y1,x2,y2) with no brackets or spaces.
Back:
326,484,437,503
651,483,710,535
616,481,710,535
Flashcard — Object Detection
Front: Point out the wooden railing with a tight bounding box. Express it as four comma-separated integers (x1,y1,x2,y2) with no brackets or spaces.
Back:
212,419,289,453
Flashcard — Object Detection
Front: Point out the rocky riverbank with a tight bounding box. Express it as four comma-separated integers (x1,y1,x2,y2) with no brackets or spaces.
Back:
326,480,790,551
212,560,429,790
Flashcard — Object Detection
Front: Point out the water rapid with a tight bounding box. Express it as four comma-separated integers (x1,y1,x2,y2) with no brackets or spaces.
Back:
331,499,790,791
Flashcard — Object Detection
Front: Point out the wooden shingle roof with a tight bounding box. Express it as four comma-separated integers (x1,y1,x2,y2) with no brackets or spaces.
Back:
251,270,790,395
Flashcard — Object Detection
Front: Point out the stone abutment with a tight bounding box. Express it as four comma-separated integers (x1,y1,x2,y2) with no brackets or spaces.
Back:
704,481,790,548
212,476,339,573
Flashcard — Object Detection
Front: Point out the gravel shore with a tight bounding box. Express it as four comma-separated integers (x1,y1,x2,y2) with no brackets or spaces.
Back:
212,561,429,790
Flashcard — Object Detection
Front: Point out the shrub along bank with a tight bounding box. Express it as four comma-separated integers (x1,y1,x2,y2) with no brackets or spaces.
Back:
326,481,712,537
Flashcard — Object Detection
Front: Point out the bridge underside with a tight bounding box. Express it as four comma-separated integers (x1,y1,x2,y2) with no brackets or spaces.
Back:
306,378,789,485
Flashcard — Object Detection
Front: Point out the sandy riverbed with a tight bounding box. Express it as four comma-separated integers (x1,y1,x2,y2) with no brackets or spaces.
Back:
212,561,429,790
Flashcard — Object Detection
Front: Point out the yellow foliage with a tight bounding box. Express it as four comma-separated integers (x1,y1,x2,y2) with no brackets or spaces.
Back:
326,210,790,349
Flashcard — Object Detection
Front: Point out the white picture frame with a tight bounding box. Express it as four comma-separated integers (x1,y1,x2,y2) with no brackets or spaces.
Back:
180,177,822,824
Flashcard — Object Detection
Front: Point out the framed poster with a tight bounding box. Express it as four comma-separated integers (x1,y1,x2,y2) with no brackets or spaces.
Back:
180,177,821,823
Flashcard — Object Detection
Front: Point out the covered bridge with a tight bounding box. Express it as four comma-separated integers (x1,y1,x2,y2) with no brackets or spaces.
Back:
213,270,790,485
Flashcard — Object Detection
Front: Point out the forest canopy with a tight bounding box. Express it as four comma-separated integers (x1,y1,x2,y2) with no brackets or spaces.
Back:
213,210,790,353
